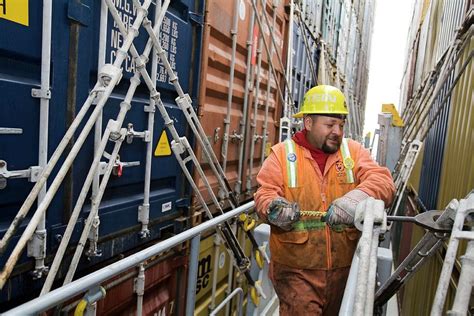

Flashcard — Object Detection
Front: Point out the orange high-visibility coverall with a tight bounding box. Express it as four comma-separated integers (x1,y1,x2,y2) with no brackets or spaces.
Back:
255,139,395,315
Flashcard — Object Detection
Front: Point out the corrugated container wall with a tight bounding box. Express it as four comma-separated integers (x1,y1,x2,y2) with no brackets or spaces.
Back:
193,0,287,215
398,0,472,314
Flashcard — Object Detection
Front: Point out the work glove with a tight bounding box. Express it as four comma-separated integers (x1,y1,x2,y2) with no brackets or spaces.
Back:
323,189,369,226
266,197,300,231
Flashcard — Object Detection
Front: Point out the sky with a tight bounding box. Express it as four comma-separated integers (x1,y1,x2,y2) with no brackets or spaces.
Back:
363,0,414,136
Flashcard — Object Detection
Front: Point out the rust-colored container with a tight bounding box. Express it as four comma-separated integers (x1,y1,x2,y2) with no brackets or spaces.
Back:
95,254,187,316
192,0,287,216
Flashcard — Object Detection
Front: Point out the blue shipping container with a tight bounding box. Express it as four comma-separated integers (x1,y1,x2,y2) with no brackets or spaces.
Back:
0,0,203,306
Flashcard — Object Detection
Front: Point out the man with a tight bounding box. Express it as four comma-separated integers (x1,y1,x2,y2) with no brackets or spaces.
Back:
254,85,395,315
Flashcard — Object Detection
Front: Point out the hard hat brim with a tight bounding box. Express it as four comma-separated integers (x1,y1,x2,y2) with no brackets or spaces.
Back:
292,110,349,118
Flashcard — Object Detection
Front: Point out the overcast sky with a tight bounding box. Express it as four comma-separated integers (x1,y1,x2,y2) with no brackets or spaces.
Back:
363,0,414,136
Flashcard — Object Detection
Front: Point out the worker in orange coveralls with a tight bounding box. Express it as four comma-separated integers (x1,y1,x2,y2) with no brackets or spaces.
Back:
254,85,395,315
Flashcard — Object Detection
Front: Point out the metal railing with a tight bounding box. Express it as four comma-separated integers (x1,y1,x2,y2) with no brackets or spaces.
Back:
3,201,255,315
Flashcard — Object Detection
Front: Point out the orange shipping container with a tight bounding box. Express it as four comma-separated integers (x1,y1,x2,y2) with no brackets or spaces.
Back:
193,0,287,216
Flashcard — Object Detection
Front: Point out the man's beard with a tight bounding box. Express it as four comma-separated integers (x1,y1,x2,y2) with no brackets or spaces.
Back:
321,138,341,154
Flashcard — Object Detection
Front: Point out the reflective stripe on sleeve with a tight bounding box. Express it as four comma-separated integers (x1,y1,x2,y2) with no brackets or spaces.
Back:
284,140,298,188
340,138,355,184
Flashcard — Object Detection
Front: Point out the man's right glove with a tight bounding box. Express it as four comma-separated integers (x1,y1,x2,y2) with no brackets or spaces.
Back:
323,189,369,226
266,197,300,231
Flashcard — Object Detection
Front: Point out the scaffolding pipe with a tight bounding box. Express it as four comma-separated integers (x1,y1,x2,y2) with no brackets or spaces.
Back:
3,202,254,315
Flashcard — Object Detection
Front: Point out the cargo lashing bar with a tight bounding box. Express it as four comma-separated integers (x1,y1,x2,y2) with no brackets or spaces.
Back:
116,0,264,294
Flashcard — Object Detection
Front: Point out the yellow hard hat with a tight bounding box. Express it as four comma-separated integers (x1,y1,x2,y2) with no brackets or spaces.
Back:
293,85,348,118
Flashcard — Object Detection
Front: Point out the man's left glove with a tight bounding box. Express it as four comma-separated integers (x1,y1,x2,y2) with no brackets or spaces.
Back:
323,189,369,225
267,197,300,231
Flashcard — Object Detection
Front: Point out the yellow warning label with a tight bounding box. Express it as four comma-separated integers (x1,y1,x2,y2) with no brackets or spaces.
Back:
154,130,172,156
0,0,29,26
265,142,272,157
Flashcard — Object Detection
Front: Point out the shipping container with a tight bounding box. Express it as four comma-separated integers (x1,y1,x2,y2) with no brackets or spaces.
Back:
192,0,287,214
390,0,473,314
0,0,202,305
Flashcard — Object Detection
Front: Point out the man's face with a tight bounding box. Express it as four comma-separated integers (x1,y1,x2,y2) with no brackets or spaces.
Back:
304,115,345,153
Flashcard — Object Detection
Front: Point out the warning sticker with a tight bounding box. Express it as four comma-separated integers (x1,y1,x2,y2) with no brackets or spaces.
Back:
0,0,29,26
154,130,172,156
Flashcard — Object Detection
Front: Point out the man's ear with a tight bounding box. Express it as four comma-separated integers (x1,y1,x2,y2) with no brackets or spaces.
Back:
303,115,313,130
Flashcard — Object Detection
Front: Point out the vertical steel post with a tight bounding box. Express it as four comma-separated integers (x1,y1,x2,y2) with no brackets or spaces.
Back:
186,234,201,316
28,0,53,278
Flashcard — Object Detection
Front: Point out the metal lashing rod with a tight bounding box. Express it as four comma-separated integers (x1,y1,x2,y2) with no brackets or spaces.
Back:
246,0,267,194
251,0,294,109
43,1,171,293
3,202,254,316
105,5,251,280
0,0,153,290
114,2,262,292
260,1,278,166
139,15,238,207
403,27,472,144
139,0,171,239
63,129,127,286
41,94,139,294
295,4,317,87
87,0,108,259
136,20,264,281
221,0,241,177
28,0,52,278
236,8,256,195
0,89,97,256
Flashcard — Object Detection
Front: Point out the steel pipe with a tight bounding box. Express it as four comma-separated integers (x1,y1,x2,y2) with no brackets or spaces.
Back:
185,235,201,315
3,202,254,315
210,287,244,316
